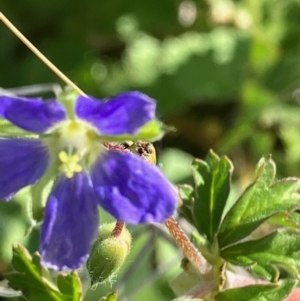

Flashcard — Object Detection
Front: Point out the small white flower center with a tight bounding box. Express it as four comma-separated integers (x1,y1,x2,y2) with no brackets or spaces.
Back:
59,120,94,152
48,119,103,177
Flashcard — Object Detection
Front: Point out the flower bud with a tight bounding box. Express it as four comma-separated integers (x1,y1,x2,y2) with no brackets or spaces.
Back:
86,223,131,286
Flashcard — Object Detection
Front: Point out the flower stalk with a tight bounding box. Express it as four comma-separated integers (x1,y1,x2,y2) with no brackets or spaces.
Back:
112,221,125,237
165,217,211,275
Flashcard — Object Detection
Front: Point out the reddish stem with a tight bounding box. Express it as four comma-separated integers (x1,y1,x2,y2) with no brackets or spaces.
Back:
165,217,211,275
103,142,129,153
112,220,125,237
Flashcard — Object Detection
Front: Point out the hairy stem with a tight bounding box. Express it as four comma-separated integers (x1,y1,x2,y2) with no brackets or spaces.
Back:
112,221,125,237
165,217,211,275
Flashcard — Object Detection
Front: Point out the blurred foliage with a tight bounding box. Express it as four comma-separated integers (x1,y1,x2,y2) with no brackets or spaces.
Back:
2,0,300,300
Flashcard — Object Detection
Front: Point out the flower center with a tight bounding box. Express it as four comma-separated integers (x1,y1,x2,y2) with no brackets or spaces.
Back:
59,120,95,153
48,119,103,177
58,151,83,178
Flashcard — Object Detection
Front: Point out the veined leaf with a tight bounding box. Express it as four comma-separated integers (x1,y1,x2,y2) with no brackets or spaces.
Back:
221,230,300,281
192,150,233,243
269,212,300,231
218,156,300,248
215,279,297,301
4,245,82,301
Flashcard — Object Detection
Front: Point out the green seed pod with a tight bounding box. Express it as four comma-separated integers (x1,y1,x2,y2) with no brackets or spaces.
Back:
86,223,131,287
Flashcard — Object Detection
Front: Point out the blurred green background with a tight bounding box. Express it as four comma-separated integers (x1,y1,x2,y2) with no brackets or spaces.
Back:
1,0,300,300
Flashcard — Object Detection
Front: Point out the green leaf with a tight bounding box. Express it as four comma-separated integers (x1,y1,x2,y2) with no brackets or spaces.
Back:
178,184,194,204
251,264,278,281
178,184,195,224
221,230,300,281
99,291,118,301
192,150,233,242
56,272,82,300
135,119,164,141
269,212,300,231
218,156,300,248
100,119,164,142
215,279,297,301
4,245,82,301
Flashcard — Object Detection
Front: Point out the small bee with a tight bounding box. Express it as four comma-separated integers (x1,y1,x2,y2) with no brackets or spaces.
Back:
122,141,157,165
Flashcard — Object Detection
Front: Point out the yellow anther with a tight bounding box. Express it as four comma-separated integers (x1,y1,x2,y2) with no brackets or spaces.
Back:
58,151,69,163
58,151,83,178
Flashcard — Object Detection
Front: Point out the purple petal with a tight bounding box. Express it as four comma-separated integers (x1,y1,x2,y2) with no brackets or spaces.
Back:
91,151,177,224
40,172,99,271
75,92,156,135
0,96,12,116
0,95,66,133
0,138,50,200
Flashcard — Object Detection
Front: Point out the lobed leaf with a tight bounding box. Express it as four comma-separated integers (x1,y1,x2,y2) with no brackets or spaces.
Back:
4,245,82,301
269,212,300,231
57,272,81,300
178,184,194,204
221,230,300,281
215,279,297,301
192,150,233,243
218,156,300,248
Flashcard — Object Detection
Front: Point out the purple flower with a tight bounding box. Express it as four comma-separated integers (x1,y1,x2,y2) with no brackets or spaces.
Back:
0,91,177,270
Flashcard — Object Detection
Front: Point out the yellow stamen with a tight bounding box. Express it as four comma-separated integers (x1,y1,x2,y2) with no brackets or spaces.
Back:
59,151,83,178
